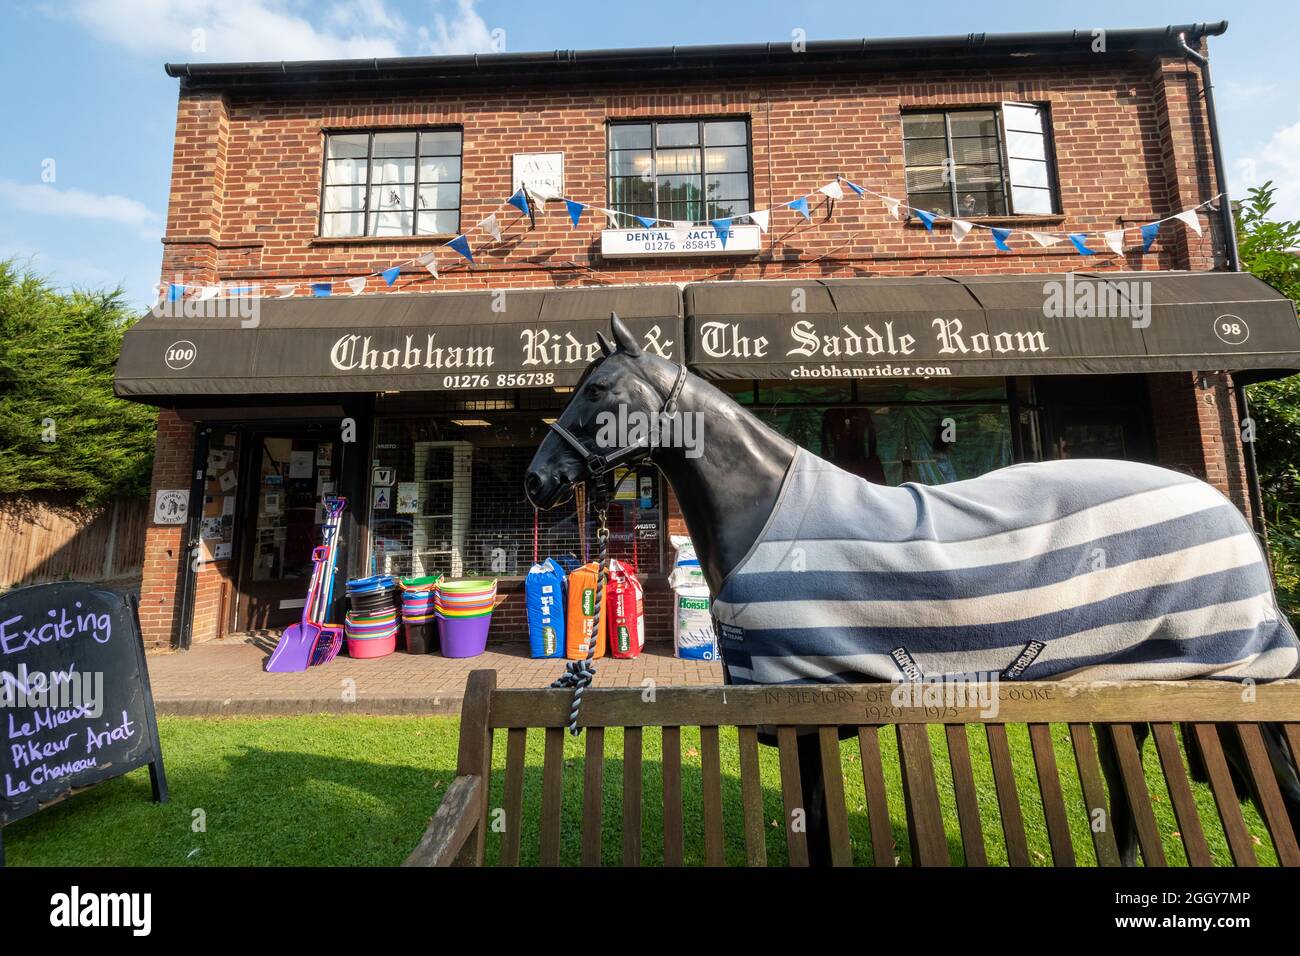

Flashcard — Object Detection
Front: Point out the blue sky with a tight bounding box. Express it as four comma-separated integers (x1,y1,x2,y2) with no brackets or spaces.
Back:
0,0,1296,309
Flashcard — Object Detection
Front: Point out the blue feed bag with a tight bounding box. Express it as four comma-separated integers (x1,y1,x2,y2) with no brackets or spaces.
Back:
526,558,567,658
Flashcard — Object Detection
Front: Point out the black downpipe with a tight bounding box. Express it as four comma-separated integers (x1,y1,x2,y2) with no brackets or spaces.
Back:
175,425,210,650
1177,30,1268,545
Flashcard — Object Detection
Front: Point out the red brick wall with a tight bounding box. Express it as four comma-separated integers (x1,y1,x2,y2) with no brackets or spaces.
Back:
139,411,193,646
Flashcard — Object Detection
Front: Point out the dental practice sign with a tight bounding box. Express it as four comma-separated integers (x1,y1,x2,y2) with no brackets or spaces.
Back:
0,582,166,862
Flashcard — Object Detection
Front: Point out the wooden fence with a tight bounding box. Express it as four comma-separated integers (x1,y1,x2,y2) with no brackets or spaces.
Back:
0,494,149,589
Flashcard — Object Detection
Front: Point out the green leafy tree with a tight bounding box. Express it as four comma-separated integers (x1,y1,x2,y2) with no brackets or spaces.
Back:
1238,184,1300,615
0,260,156,505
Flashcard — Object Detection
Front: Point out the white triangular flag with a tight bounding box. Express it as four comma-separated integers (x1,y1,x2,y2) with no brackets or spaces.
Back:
198,285,220,301
418,250,438,278
882,197,902,219
346,276,368,295
481,213,501,242
951,219,973,244
672,221,693,244
1103,230,1126,256
276,284,296,298
818,181,845,201
1174,209,1203,236
749,209,769,233
604,209,621,229
1028,231,1062,247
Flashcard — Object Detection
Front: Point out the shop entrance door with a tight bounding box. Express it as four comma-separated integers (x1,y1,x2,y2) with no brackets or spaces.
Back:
236,433,341,631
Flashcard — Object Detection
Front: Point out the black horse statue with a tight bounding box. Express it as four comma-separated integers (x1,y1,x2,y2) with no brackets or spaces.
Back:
526,313,1300,865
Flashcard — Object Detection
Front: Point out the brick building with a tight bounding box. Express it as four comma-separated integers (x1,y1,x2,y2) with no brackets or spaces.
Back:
115,21,1300,654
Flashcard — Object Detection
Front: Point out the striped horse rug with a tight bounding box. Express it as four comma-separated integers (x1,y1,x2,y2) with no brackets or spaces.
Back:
711,450,1299,685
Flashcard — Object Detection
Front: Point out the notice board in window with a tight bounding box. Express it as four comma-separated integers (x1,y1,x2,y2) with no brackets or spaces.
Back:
0,582,167,865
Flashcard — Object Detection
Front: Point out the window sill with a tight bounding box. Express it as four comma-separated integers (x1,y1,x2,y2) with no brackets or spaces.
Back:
905,214,1066,227
311,234,460,246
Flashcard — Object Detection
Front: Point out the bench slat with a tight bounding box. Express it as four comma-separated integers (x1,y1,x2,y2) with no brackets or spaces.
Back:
403,775,483,867
581,726,604,867
1108,723,1166,867
776,727,810,867
857,727,896,867
897,724,950,866
539,726,565,866
1193,723,1258,867
662,726,684,867
1151,722,1213,867
1236,723,1300,866
817,726,854,866
1068,724,1121,867
623,726,643,866
737,726,767,867
1028,723,1075,866
944,725,987,866
700,726,726,866
986,724,1031,867
500,727,527,867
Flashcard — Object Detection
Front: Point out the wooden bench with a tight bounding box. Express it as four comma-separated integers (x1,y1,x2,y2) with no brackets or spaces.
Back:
404,669,1300,867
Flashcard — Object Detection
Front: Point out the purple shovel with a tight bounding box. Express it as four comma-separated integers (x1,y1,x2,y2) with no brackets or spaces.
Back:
265,547,326,673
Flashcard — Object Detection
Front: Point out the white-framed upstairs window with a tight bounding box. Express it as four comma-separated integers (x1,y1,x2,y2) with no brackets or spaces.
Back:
320,129,463,238
902,103,1059,218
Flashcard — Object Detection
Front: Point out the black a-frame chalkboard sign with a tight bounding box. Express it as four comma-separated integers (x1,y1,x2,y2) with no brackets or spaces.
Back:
0,582,167,865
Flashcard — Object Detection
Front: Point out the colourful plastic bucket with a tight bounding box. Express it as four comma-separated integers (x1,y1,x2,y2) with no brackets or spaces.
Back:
438,578,496,593
347,633,396,658
437,611,492,658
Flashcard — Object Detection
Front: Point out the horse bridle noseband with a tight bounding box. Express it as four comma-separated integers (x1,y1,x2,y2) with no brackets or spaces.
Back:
547,361,688,481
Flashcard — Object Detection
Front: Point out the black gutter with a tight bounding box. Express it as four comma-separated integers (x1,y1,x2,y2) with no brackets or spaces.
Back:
164,22,1227,89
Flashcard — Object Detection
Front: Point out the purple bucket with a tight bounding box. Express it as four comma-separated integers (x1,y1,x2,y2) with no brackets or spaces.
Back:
437,611,492,658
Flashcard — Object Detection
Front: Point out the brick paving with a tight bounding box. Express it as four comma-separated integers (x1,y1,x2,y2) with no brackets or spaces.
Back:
147,639,723,716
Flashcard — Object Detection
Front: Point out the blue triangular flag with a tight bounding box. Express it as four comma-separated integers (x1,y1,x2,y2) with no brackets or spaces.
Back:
566,200,585,227
1067,233,1096,255
991,227,1012,252
447,235,474,262
915,209,935,233
634,215,657,229
842,179,865,197
507,188,530,218
788,197,811,221
381,266,401,286
711,219,731,248
168,283,185,301
1140,222,1160,252
311,282,333,297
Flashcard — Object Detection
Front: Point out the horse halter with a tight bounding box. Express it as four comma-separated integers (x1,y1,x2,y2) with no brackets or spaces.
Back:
547,361,688,481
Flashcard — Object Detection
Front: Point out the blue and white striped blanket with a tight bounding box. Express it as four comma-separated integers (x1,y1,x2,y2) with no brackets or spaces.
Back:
712,450,1299,685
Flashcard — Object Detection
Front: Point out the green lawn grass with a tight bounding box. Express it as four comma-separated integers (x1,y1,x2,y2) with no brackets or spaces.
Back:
3,716,1278,867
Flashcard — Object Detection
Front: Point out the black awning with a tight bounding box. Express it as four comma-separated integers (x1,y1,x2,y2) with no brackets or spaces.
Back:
683,271,1300,381
115,285,683,401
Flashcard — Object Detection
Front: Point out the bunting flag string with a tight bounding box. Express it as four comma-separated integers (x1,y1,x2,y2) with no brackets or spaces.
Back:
161,172,1220,302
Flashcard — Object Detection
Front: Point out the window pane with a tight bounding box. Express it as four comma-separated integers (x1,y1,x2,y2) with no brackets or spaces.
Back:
370,184,414,212
705,173,749,200
1012,186,1054,214
372,132,417,157
323,184,365,212
416,210,459,235
611,204,655,225
905,166,948,192
1002,103,1045,134
418,183,460,210
371,157,416,185
325,158,366,186
1005,130,1046,161
705,121,748,146
321,211,364,237
419,156,461,183
704,146,749,173
954,163,1003,190
954,190,1007,217
948,111,998,137
660,200,703,222
369,208,415,236
610,124,651,149
656,122,699,147
1008,157,1049,189
708,199,750,220
656,148,701,175
610,149,652,177
609,177,654,206
326,134,369,160
951,137,1002,164
902,113,945,138
903,137,948,166
907,192,954,216
419,130,461,156
657,174,701,204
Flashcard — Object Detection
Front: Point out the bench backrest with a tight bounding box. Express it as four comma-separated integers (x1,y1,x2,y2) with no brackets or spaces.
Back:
405,670,1300,867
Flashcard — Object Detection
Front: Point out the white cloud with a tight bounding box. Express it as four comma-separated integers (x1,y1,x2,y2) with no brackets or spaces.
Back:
1233,118,1300,222
60,0,499,61
0,180,162,239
